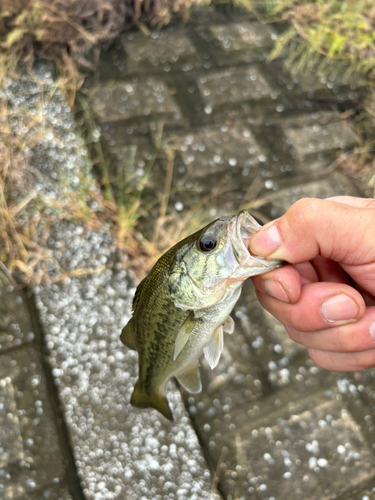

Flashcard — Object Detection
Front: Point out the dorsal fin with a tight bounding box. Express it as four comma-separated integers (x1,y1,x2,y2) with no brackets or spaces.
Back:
176,362,202,393
203,325,224,369
120,318,137,350
173,311,196,361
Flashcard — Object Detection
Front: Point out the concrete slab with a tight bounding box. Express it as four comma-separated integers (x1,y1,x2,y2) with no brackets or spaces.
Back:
196,66,276,110
90,79,185,124
0,347,66,499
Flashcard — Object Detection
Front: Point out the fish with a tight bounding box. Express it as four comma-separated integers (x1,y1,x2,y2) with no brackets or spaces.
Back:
121,210,284,421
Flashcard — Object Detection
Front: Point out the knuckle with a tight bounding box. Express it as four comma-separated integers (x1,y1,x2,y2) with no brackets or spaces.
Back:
337,325,371,353
307,348,323,367
353,350,375,371
286,198,322,228
285,326,303,344
288,305,308,332
307,348,337,371
333,327,351,352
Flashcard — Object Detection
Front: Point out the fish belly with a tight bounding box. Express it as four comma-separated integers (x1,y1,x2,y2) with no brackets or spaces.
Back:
172,286,242,376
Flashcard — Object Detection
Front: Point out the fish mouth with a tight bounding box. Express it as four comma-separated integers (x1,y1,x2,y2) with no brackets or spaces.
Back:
229,210,284,276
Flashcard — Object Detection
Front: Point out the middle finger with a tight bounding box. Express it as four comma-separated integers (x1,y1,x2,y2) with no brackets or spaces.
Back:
256,281,366,332
286,305,375,352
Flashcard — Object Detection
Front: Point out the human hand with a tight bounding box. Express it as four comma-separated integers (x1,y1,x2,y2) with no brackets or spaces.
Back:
249,196,375,372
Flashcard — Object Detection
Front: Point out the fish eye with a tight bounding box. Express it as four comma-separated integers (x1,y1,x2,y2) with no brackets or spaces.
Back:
199,234,217,252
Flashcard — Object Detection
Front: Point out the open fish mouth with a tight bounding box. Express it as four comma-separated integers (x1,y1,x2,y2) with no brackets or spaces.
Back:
229,210,285,276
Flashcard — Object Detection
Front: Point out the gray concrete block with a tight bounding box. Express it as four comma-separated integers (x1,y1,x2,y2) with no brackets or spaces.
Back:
28,483,73,500
197,66,275,110
223,398,375,499
282,112,358,158
0,377,24,469
90,79,185,124
174,125,263,176
290,64,367,94
0,347,65,499
36,265,219,500
268,172,359,218
211,22,276,52
121,31,199,72
0,286,35,352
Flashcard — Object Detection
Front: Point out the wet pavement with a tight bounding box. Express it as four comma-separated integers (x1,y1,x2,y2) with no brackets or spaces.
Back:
1,4,375,500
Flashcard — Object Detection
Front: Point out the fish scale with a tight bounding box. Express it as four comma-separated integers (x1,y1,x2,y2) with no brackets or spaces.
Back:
121,211,284,421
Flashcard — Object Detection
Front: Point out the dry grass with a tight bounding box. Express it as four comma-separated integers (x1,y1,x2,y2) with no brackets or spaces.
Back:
3,0,375,287
0,76,119,285
236,0,375,190
0,0,208,104
0,0,210,285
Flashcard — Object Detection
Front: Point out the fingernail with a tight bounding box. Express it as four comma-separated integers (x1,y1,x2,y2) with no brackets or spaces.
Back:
250,223,281,256
263,280,289,303
370,322,375,341
321,294,359,323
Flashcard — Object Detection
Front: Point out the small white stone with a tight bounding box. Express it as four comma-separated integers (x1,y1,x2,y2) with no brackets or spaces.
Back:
309,457,317,469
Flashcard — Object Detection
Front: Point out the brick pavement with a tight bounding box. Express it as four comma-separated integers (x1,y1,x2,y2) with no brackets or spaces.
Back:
1,4,375,500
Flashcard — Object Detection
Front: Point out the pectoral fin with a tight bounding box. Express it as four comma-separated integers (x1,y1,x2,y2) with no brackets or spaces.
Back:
173,311,196,361
223,316,235,334
203,325,224,369
176,362,202,393
120,318,137,350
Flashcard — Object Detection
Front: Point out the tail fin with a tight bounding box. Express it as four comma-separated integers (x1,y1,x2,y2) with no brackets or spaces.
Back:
131,382,173,421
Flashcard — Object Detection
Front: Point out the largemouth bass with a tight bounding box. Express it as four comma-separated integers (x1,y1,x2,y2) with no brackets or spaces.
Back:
121,210,283,420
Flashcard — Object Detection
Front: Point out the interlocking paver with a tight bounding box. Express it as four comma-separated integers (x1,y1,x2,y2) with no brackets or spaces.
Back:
223,398,375,500
0,347,66,499
174,125,263,175
0,285,35,352
197,66,276,110
90,78,185,124
121,31,199,71
0,377,24,469
283,112,358,158
211,22,277,53
268,172,360,218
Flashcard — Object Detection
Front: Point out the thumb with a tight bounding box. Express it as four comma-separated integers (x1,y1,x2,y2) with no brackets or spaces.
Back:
249,197,375,266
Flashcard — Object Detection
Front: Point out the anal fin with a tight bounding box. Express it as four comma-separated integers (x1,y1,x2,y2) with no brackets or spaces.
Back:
131,381,173,421
176,362,202,394
223,315,235,334
120,318,137,350
203,325,224,369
